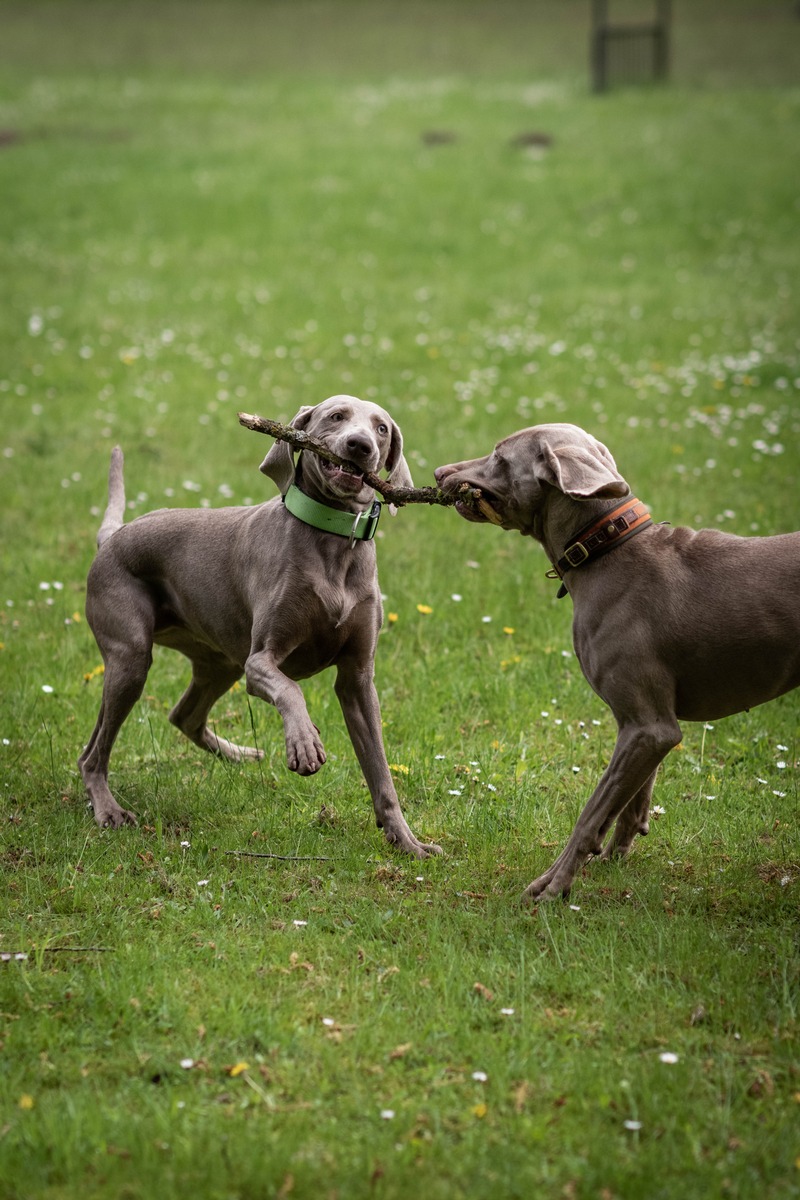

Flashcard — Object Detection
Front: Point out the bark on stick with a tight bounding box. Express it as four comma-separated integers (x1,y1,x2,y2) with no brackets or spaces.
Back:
238,411,493,516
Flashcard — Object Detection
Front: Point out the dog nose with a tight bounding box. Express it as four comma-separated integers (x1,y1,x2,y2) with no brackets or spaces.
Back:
346,433,373,458
434,464,452,485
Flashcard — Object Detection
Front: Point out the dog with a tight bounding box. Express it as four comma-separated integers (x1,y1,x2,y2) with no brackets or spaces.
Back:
79,395,441,859
435,422,800,900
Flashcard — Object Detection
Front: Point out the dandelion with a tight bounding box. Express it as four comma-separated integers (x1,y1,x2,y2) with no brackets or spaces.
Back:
387,612,398,623
416,603,433,615
503,626,515,635
18,1094,35,1110
389,763,410,775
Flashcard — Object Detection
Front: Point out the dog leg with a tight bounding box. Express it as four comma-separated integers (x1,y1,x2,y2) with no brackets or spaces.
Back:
78,654,151,828
523,719,679,901
168,660,264,762
334,663,442,858
244,649,326,775
599,769,656,859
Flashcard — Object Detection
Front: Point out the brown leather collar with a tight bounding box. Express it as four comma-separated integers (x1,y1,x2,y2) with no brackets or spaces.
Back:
549,497,653,598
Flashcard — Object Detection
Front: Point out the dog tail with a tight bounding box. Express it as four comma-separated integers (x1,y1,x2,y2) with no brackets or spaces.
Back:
97,446,126,547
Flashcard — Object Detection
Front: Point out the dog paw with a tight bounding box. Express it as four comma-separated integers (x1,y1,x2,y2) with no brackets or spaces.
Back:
285,728,327,776
521,874,571,904
382,820,442,859
96,804,138,830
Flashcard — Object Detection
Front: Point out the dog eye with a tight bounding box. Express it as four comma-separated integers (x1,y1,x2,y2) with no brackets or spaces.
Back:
377,423,388,435
330,412,344,422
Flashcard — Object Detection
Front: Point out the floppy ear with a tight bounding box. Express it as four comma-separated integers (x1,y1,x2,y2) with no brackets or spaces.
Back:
259,405,314,494
539,435,628,500
383,419,414,515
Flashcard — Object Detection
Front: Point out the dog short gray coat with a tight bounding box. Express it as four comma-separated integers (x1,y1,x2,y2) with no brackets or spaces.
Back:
80,395,440,859
436,423,800,900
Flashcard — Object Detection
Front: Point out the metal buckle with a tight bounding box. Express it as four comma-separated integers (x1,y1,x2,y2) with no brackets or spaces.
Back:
564,542,590,567
348,501,381,548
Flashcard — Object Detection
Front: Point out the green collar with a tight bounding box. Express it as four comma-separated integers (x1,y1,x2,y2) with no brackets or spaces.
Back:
283,483,382,544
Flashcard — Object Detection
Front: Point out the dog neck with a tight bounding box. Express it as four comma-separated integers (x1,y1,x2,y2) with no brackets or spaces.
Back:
540,490,652,598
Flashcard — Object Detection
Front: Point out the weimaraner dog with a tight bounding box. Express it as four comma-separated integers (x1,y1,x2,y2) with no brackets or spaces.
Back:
80,395,441,859
435,423,800,901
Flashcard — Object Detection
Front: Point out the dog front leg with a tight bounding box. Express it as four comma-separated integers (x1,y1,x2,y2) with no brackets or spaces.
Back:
334,664,442,858
523,719,680,902
245,650,326,775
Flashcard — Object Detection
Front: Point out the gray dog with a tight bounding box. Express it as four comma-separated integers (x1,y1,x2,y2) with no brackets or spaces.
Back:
435,422,800,900
80,395,441,859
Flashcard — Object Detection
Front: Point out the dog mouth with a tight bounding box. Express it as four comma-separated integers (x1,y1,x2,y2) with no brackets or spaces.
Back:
320,459,367,493
453,485,504,525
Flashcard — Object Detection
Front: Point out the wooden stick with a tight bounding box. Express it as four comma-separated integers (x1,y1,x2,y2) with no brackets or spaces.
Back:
225,850,332,862
238,411,497,518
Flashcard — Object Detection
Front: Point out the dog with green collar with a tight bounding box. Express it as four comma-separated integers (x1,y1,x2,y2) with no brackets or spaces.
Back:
80,395,441,861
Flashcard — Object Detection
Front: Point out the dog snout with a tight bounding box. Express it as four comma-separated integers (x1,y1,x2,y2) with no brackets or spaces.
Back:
344,430,378,464
434,463,456,486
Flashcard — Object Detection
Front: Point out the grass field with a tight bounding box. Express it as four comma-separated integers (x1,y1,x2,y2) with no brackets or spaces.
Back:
1,3,799,1197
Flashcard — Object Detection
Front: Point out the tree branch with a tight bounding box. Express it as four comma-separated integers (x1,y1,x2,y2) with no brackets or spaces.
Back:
238,411,498,519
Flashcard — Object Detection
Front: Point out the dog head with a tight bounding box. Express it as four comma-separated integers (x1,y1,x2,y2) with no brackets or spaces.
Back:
260,395,413,510
434,423,628,535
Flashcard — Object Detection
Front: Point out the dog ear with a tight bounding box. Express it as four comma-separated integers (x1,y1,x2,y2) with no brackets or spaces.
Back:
540,435,628,500
259,405,314,493
383,420,414,516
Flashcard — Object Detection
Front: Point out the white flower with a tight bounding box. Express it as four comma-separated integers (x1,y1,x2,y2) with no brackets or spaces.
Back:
180,1058,195,1070
471,1071,488,1082
380,1109,395,1120
41,685,54,694
500,1007,515,1016
659,1052,679,1064
197,879,210,887
624,1119,642,1131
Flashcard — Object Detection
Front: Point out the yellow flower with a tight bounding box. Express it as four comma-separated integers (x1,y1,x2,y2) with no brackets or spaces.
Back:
471,1103,487,1119
387,612,398,623
19,1094,34,1110
416,604,433,615
502,626,515,635
228,1062,249,1077
389,763,410,775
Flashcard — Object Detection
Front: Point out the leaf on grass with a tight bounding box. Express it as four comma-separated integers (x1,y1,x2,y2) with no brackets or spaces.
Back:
389,1042,412,1062
512,1080,531,1113
473,981,494,1002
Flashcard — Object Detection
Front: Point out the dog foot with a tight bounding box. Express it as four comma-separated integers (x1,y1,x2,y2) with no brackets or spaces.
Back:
381,816,442,859
285,724,327,776
94,801,138,830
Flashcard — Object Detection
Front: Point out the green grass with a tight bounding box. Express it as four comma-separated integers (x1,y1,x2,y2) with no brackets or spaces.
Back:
1,3,799,1197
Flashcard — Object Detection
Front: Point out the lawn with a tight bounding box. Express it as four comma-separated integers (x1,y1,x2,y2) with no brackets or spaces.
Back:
1,3,799,1198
